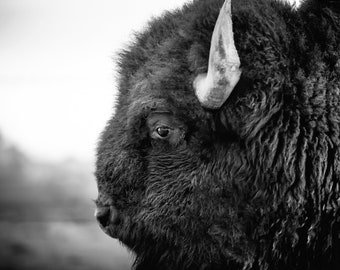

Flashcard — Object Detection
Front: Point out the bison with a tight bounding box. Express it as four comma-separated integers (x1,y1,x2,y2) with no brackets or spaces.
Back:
94,0,340,269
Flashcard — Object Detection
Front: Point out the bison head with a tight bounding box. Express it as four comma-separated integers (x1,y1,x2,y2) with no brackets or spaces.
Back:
95,0,340,269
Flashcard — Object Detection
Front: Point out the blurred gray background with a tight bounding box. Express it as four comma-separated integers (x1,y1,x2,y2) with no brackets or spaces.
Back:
0,0,299,269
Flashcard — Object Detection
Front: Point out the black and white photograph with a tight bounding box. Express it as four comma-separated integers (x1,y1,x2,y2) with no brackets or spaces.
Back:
1,0,339,269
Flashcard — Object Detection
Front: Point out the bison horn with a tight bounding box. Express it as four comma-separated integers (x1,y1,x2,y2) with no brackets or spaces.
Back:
194,0,241,109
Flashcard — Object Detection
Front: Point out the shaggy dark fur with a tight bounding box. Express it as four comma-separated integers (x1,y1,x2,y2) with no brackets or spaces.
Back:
95,0,340,269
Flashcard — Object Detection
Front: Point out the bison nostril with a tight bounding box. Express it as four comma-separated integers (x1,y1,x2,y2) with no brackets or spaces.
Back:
95,205,119,228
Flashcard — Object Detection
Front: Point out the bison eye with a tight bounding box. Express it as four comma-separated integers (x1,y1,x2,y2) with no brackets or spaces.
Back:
155,126,172,138
147,113,185,144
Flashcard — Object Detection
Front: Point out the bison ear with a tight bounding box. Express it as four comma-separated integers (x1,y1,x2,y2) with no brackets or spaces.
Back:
194,0,241,109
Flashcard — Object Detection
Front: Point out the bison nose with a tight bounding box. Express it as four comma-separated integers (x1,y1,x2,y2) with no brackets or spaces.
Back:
94,205,119,228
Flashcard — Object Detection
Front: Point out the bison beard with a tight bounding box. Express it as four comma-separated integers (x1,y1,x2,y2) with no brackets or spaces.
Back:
95,0,340,269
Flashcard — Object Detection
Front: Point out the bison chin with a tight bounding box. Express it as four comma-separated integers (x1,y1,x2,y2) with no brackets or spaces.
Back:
124,226,247,270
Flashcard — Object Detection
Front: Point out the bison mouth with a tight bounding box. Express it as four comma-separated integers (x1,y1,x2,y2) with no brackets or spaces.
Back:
94,204,122,239
94,204,144,249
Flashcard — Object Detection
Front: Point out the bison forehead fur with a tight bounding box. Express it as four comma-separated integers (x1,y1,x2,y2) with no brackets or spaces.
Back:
95,0,340,269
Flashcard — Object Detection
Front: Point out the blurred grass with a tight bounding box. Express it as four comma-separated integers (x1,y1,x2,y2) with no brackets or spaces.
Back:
0,134,133,270
0,221,131,270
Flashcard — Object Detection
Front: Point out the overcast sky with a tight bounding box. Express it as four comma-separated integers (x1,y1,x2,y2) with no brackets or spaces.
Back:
0,0,299,162
0,0,191,162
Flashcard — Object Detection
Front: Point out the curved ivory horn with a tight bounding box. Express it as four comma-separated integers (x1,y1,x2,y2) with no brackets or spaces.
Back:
194,0,241,109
